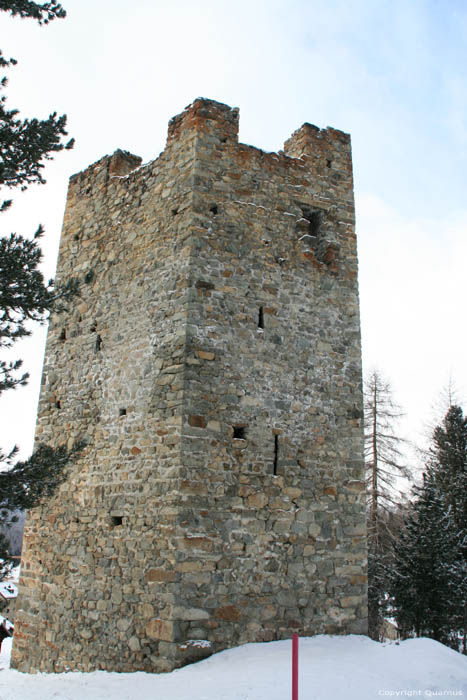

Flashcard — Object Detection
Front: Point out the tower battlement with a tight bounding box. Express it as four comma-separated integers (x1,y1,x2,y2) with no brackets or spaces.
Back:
12,99,366,674
167,97,239,146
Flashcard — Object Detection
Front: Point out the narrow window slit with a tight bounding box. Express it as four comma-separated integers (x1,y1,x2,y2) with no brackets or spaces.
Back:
273,435,279,475
95,334,103,352
326,159,332,168
308,211,321,237
55,400,61,409
59,328,66,342
258,306,264,329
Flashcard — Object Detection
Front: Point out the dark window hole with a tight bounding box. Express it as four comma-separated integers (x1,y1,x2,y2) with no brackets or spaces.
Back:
233,426,247,439
210,205,218,215
220,137,227,143
308,211,321,237
74,233,80,241
55,400,61,409
111,515,123,527
273,435,279,475
59,328,66,342
326,159,332,168
258,306,264,329
84,270,94,284
300,208,322,238
171,207,178,216
119,408,127,417
95,334,103,352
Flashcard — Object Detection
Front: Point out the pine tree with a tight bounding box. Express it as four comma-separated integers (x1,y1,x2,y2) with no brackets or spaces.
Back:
390,479,455,645
0,1,79,578
428,405,467,651
390,405,467,652
428,405,467,537
363,370,410,639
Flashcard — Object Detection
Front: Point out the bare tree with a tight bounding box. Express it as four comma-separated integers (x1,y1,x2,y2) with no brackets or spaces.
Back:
364,369,411,639
364,369,410,543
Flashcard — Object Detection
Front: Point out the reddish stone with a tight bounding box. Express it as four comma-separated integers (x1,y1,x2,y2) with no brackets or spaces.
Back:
188,415,206,428
145,568,176,583
216,605,241,622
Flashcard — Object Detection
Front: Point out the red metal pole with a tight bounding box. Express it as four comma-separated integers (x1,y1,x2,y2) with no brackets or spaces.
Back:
292,633,299,700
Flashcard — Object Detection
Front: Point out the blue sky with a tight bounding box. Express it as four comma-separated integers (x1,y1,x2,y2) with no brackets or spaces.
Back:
0,0,466,469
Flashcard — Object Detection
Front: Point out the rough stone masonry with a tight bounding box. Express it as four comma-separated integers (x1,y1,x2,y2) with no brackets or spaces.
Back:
11,98,367,673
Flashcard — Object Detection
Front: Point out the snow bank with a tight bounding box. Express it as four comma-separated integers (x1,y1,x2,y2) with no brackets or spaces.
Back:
0,635,466,700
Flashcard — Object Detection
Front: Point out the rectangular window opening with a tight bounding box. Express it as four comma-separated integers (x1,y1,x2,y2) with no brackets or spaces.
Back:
111,515,123,527
300,207,322,239
233,426,247,439
119,408,127,417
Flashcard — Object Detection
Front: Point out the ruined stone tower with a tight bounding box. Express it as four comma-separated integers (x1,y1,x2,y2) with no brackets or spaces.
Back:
12,98,367,673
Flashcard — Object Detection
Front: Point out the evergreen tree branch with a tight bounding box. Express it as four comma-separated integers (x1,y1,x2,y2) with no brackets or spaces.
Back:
0,1,65,24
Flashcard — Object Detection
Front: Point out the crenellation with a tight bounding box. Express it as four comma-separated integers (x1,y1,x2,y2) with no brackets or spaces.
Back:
167,98,239,149
12,98,367,674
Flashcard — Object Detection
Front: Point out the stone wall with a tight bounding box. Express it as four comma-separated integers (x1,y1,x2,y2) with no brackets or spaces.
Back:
11,98,367,673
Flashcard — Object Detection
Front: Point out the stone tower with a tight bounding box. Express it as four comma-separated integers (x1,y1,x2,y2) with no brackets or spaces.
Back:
11,98,367,673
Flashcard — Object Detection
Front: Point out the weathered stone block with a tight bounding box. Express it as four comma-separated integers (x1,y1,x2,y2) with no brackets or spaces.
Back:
146,618,175,642
145,568,176,583
187,415,206,428
215,605,242,622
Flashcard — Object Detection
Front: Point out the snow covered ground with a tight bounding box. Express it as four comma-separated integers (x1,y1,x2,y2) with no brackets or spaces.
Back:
0,634,466,700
